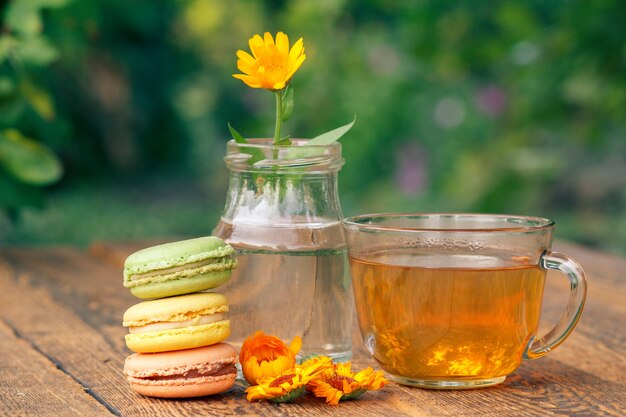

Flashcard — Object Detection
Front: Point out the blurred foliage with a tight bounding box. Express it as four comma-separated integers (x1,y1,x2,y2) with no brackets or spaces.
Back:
0,0,624,254
0,0,65,219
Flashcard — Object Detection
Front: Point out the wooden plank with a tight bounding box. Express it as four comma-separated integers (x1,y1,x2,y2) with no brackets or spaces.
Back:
0,319,113,417
2,246,625,416
90,239,172,270
0,249,414,416
3,247,137,357
542,242,626,385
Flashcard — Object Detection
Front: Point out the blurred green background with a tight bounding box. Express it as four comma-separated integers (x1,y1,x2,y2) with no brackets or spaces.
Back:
1,0,625,255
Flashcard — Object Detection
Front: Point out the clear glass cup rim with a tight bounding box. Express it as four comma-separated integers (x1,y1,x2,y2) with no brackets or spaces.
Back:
343,212,555,233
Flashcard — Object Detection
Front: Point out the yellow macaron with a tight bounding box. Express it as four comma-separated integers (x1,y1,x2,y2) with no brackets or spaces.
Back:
123,292,230,353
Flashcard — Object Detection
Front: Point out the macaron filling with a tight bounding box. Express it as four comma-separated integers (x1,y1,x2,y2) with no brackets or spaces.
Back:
123,257,236,288
128,258,221,280
128,313,227,334
125,360,237,386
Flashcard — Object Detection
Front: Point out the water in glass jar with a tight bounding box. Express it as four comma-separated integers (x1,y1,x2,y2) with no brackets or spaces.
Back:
213,218,353,361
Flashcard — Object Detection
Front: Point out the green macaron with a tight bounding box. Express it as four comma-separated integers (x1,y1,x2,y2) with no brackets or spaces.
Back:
123,236,237,299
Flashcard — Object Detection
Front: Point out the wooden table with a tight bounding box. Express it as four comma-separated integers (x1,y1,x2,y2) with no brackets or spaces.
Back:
1,240,624,416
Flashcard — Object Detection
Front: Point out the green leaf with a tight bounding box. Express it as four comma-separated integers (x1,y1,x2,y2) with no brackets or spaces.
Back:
16,36,59,66
21,81,55,120
228,122,247,143
275,136,292,146
5,0,42,36
246,149,266,165
0,129,63,185
4,0,72,36
308,116,356,146
227,123,265,165
282,116,356,161
0,36,17,64
281,84,294,121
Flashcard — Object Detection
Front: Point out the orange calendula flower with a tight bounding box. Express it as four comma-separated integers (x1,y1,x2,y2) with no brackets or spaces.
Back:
300,354,334,385
246,356,332,403
233,31,306,90
239,331,302,385
308,361,388,406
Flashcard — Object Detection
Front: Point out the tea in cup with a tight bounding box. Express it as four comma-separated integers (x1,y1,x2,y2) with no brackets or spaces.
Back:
343,213,586,389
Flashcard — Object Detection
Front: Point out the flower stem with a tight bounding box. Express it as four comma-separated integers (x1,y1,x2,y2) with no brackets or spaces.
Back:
274,91,283,144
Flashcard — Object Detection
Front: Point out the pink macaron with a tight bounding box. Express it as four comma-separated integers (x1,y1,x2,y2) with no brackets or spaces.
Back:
123,342,238,398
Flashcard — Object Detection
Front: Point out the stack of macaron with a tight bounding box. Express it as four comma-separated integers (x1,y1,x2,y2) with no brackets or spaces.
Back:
121,236,238,398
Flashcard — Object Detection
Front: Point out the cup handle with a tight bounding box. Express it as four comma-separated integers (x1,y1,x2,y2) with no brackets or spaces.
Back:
524,251,587,360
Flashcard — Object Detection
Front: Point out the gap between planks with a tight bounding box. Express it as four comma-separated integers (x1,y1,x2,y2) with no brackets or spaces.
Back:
0,318,114,416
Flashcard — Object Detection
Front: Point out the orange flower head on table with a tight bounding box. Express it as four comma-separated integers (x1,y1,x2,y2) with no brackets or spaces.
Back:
239,331,302,385
246,355,332,403
307,361,388,406
233,31,306,91
240,332,388,405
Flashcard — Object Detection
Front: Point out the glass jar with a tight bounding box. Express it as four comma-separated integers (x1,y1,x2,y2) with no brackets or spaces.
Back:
213,139,353,361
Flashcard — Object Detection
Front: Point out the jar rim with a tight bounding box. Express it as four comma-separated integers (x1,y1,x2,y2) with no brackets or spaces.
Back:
227,138,342,150
224,139,344,172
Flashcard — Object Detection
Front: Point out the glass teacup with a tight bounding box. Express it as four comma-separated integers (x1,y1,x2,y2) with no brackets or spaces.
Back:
343,213,586,389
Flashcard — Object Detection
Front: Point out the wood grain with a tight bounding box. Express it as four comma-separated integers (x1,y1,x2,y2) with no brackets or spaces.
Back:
0,242,624,417
0,319,111,417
